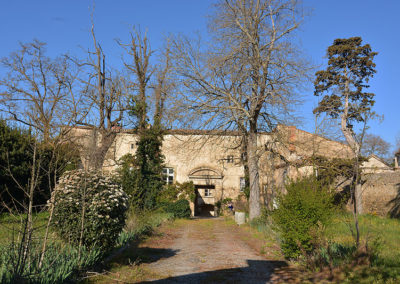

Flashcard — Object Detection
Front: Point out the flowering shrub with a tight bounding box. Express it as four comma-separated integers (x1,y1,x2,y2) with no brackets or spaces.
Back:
50,170,129,250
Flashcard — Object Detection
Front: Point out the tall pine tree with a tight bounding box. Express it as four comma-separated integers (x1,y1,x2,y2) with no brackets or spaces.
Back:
314,37,377,247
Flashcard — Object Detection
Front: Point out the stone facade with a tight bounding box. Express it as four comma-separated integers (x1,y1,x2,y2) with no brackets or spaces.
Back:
358,172,400,216
70,125,354,216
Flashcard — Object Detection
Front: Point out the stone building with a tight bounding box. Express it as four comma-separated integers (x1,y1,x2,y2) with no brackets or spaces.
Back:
361,154,392,174
70,125,354,216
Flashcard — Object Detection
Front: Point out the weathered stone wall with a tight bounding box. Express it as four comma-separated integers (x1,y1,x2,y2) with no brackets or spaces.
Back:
69,125,358,214
275,125,353,159
359,172,400,216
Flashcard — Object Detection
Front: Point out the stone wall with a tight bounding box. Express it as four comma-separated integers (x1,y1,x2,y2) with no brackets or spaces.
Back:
360,172,400,216
69,125,357,215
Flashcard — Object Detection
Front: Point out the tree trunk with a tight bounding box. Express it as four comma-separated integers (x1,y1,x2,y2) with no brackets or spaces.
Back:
248,128,261,220
88,130,117,171
355,183,363,214
342,82,362,247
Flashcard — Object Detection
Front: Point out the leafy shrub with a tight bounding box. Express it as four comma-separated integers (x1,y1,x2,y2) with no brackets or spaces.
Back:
116,154,136,197
119,126,165,211
157,183,180,204
157,182,196,204
50,170,129,250
161,199,191,218
272,177,335,259
117,211,174,247
216,198,233,216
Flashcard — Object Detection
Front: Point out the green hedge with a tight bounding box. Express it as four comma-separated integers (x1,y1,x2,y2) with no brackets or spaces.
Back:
161,199,191,218
272,177,335,259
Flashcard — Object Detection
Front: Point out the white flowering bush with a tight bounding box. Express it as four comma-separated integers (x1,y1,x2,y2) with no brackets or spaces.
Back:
50,170,129,250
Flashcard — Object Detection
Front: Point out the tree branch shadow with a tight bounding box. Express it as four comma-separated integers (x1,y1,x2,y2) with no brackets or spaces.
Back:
140,259,287,283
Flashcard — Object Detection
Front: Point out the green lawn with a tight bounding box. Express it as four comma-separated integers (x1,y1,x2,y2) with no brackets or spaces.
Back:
325,213,400,283
326,213,400,263
0,212,50,244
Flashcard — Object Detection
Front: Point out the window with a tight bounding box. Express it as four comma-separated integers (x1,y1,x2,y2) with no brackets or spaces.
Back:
227,155,234,163
130,144,134,149
162,168,174,184
240,177,246,192
204,188,212,197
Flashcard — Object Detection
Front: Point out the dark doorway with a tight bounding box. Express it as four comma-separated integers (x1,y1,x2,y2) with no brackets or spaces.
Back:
194,184,216,217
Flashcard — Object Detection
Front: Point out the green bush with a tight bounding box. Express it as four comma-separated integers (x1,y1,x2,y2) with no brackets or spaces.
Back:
272,177,335,259
156,182,196,205
50,170,129,250
161,199,191,218
156,183,180,204
216,198,233,216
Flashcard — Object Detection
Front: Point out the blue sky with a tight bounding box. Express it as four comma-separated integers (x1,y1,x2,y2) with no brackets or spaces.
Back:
1,0,399,151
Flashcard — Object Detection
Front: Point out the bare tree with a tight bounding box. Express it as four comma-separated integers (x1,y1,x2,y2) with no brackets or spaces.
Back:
152,43,174,127
170,0,309,219
361,133,391,160
118,28,152,131
0,40,85,273
0,40,84,141
74,25,127,170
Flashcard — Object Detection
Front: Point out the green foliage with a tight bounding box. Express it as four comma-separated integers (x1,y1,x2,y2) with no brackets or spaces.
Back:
317,242,357,267
314,37,377,124
51,170,129,250
0,120,80,212
37,142,81,200
216,198,233,216
0,242,102,283
156,181,195,204
121,126,165,211
272,177,335,259
311,156,355,186
128,99,147,130
118,211,174,247
310,155,368,206
116,153,136,198
155,182,194,218
178,182,196,202
157,183,179,204
0,120,33,212
161,199,191,219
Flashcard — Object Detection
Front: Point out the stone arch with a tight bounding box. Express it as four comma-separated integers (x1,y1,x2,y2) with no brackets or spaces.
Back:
188,167,223,180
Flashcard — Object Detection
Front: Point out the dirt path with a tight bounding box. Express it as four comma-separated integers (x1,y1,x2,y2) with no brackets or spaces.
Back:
137,217,285,283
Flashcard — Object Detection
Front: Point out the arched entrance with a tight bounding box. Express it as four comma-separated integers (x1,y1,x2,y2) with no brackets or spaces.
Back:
188,167,223,216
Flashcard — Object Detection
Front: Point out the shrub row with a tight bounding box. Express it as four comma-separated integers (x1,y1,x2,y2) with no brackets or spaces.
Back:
160,199,191,219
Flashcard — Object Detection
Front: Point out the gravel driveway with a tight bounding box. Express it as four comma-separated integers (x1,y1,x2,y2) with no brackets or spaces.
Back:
140,217,285,283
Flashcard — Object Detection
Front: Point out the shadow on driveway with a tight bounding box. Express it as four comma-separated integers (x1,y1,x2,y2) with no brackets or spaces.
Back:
140,259,287,283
